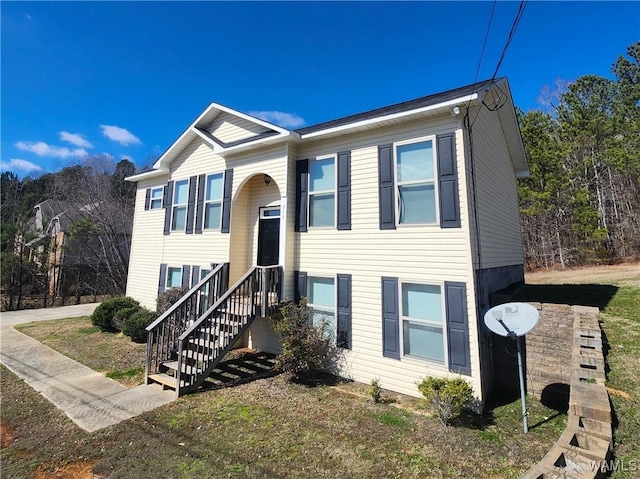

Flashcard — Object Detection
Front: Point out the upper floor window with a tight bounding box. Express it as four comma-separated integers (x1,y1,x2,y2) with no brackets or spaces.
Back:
396,139,437,224
166,267,182,289
204,173,223,229
401,282,445,364
309,157,335,227
150,187,164,209
307,276,336,339
171,179,189,231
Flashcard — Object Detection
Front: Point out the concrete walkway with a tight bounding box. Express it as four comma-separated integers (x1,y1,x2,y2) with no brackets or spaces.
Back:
1,304,175,432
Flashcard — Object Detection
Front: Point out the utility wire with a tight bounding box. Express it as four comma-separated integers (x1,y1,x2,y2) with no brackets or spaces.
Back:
491,0,528,81
470,0,528,126
467,0,498,109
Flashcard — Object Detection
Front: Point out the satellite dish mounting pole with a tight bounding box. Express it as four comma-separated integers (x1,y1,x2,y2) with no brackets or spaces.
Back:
516,335,528,433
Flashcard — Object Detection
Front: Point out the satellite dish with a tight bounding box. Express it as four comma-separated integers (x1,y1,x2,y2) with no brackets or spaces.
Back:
484,302,539,338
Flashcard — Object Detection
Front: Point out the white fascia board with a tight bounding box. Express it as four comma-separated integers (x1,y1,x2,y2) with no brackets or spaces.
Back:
191,127,223,150
214,131,300,155
300,94,479,139
125,168,169,182
152,103,220,170
209,103,292,136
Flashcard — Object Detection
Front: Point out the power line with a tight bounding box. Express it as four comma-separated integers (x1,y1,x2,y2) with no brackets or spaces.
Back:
491,0,528,81
468,0,498,106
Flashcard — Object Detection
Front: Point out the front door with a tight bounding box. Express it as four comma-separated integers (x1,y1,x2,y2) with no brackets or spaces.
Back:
257,207,280,266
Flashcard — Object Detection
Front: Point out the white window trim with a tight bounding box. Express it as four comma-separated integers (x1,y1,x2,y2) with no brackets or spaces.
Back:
150,187,164,210
171,179,189,231
394,136,440,227
308,155,337,228
166,266,183,289
307,274,337,340
203,172,224,230
260,206,281,219
399,279,448,368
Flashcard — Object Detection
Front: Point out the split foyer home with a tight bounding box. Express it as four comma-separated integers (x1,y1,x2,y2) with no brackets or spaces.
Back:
125,78,528,404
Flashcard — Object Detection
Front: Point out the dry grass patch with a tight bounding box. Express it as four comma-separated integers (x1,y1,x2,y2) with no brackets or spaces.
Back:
15,316,146,387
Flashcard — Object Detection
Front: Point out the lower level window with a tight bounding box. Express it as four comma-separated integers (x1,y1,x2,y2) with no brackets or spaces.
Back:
401,282,444,363
307,276,335,339
167,267,182,289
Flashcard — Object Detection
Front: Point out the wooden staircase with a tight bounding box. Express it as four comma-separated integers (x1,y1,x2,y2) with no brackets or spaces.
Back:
145,264,282,397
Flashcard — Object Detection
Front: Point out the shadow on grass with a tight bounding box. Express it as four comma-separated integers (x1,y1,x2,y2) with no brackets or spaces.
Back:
512,284,619,310
200,351,278,391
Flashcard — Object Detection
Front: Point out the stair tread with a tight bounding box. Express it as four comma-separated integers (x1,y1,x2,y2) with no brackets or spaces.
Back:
161,360,202,374
148,373,177,388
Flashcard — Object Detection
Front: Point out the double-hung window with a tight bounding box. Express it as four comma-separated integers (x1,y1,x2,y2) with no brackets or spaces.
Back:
150,187,164,209
204,173,223,230
401,282,445,364
307,276,336,339
309,156,335,227
396,139,437,224
166,267,182,289
171,179,189,231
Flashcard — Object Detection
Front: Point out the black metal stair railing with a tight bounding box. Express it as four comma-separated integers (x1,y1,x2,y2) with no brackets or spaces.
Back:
145,263,229,384
175,265,282,396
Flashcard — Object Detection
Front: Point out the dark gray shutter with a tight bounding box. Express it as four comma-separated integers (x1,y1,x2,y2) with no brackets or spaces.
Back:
445,281,471,375
144,188,151,210
191,265,200,287
437,133,461,228
294,271,307,303
163,181,174,235
194,174,206,234
185,176,197,234
337,151,351,230
336,273,352,349
378,145,396,230
221,168,233,233
158,263,167,294
381,276,400,359
295,159,309,232
181,265,191,289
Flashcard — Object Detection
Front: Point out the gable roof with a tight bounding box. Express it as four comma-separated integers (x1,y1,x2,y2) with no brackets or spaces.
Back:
127,77,528,181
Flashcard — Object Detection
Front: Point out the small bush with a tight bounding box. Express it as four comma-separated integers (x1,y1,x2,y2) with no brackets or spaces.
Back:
113,306,141,331
91,296,140,332
269,299,339,380
156,287,189,314
123,308,158,343
370,378,382,403
417,376,474,426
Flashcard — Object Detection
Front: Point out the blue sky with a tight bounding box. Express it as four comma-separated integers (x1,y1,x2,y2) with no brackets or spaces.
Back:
2,1,638,177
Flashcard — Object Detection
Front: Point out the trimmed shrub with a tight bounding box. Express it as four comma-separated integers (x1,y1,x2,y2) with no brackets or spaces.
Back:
269,299,339,380
91,296,140,332
113,306,141,331
156,287,189,314
417,376,474,426
123,308,158,343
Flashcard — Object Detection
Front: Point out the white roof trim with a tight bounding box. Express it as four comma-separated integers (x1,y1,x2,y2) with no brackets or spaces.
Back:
300,94,479,139
125,168,169,182
210,103,291,136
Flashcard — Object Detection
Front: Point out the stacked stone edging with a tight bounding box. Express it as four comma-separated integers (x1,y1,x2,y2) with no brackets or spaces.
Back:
521,305,613,479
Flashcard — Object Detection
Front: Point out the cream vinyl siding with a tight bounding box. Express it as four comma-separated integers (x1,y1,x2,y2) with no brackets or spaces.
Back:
162,139,229,268
292,117,482,400
206,111,271,144
469,106,524,269
248,317,282,354
126,177,168,310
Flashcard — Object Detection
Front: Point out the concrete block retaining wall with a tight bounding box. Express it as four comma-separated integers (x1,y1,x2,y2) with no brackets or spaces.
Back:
520,305,612,479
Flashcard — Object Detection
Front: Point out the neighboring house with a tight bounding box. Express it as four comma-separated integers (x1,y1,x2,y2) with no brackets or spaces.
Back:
126,78,528,404
26,199,131,297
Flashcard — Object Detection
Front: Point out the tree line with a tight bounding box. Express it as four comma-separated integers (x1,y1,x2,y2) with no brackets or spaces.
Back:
1,157,137,310
518,41,640,269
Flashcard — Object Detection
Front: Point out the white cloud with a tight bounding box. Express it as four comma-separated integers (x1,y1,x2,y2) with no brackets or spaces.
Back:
248,110,305,129
0,158,43,173
59,131,93,148
100,125,142,146
15,141,88,158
